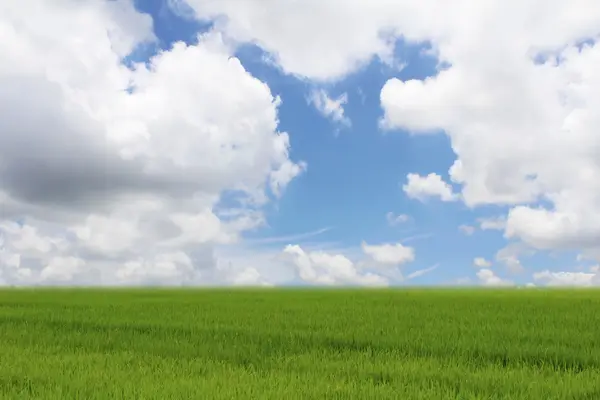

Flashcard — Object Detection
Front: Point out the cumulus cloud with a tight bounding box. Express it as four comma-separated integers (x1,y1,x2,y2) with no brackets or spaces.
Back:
177,0,412,81
7,0,600,285
476,269,513,287
375,3,600,260
308,89,351,127
0,0,305,286
494,243,532,274
281,240,420,285
361,241,415,265
478,216,506,231
473,257,491,268
403,173,458,202
532,270,599,287
458,216,506,237
281,245,388,286
173,0,600,266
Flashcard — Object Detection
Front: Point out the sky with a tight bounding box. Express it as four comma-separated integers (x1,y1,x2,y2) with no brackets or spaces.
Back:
1,0,600,287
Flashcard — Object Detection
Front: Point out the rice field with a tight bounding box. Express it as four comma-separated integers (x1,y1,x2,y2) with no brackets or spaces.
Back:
0,288,599,399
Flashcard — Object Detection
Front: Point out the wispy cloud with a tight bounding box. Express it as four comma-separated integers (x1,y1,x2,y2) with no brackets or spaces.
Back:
400,233,433,244
246,227,332,245
473,257,492,268
308,89,351,128
406,263,439,280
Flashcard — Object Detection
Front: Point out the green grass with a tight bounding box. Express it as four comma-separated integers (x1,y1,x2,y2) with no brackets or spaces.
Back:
1,288,600,399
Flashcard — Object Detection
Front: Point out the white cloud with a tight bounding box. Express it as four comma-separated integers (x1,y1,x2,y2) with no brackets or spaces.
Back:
403,173,458,202
532,270,599,287
230,267,273,286
478,216,506,231
176,0,600,263
0,1,305,286
386,212,409,226
70,214,143,255
473,257,491,268
178,0,413,81
476,269,513,287
361,241,415,265
495,243,531,274
280,240,420,285
40,256,87,283
406,263,439,280
282,245,388,286
270,159,307,198
374,3,600,260
399,233,433,244
308,89,351,127
496,254,523,274
247,227,331,244
7,0,600,284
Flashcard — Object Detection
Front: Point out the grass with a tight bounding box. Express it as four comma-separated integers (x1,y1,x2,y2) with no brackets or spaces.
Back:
1,288,600,399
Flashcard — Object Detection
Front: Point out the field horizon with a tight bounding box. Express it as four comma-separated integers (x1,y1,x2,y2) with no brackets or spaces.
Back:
1,288,599,399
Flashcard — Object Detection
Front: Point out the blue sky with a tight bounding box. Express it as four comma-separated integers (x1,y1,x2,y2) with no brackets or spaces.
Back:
126,0,590,286
1,1,599,287
128,1,500,284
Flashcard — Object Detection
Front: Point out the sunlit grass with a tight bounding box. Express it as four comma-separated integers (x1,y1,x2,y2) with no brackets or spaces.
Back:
1,288,599,399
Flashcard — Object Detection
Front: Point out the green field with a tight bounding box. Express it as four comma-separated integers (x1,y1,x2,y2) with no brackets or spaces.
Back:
1,288,599,399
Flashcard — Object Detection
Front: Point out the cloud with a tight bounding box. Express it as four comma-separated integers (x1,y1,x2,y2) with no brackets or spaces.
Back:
403,173,458,202
7,0,600,285
473,257,491,268
406,263,439,280
175,0,600,263
361,241,415,265
0,0,305,286
478,216,506,231
399,233,433,244
495,243,532,274
178,0,412,81
458,218,506,236
532,270,599,287
386,212,409,226
375,3,600,260
476,269,513,287
280,240,420,286
247,227,331,244
281,245,388,286
308,89,351,127
230,267,273,286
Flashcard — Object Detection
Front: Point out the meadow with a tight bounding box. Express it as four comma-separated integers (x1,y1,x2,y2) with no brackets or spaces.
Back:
0,288,599,399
